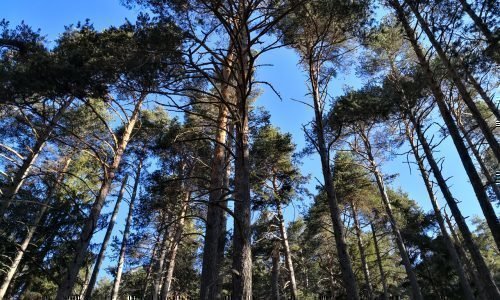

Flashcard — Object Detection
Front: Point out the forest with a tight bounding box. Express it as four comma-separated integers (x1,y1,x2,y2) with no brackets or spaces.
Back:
0,0,498,299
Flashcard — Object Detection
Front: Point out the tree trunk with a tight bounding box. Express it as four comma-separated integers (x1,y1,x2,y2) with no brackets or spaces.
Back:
83,174,127,300
0,156,71,299
444,212,487,300
464,70,500,120
404,121,475,300
0,100,72,217
160,191,190,299
309,60,360,300
350,202,374,300
56,95,145,300
457,0,499,57
142,237,159,300
271,243,280,300
232,15,252,298
153,228,170,300
405,111,500,298
370,221,389,300
111,160,142,300
391,0,500,252
407,1,500,163
360,130,423,300
200,47,234,300
275,202,298,300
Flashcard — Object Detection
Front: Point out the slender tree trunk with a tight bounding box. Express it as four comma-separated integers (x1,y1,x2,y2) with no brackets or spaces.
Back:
350,202,374,300
271,243,280,300
275,202,298,300
407,1,500,162
142,238,159,300
391,0,500,251
360,130,423,300
451,107,500,200
111,160,142,300
464,71,500,120
232,16,252,298
309,61,360,300
56,95,145,300
370,221,389,300
84,174,128,300
200,48,234,300
444,212,487,300
160,191,190,299
0,100,72,217
153,228,170,300
0,157,71,299
457,0,499,56
404,121,475,300
405,111,500,298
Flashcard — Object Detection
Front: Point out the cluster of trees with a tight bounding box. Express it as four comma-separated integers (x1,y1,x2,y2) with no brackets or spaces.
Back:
0,0,498,299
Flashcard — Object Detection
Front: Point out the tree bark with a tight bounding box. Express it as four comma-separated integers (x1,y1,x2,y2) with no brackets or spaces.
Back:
407,1,500,163
359,129,423,300
56,95,145,300
350,202,374,300
200,47,234,300
391,0,500,252
404,121,475,300
84,174,128,300
111,160,142,300
275,202,298,300
309,60,360,300
160,191,190,299
370,221,389,300
0,156,71,299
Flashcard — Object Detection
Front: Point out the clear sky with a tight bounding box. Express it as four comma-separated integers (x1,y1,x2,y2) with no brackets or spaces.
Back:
2,0,495,280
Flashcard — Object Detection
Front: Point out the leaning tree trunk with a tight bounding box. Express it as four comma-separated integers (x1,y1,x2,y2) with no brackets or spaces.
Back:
200,47,234,300
84,174,128,300
276,201,298,299
404,121,475,300
160,191,190,299
370,221,389,300
56,95,145,300
111,160,142,300
350,202,374,300
406,111,500,298
457,0,499,59
407,1,500,163
360,131,423,300
0,156,71,299
391,0,500,252
271,242,281,300
309,60,360,300
0,99,72,217
464,70,500,120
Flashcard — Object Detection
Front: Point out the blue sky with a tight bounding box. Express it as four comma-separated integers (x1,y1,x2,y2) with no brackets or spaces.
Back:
2,0,495,280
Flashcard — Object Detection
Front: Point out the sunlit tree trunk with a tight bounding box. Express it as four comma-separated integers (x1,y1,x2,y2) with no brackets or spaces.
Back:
56,95,145,300
276,201,298,299
359,129,423,300
111,160,142,300
200,47,234,300
391,0,500,252
271,243,280,300
0,156,71,299
404,121,475,300
85,174,128,300
350,202,374,300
